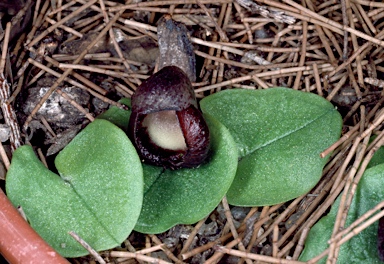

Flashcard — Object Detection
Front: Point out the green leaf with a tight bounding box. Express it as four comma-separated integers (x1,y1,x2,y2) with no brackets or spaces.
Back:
299,163,384,263
134,114,238,234
200,88,342,206
99,99,238,234
6,119,143,257
367,137,384,169
299,195,340,262
97,98,131,130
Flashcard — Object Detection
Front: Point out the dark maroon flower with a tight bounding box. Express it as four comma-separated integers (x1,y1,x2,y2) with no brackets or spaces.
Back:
128,66,210,169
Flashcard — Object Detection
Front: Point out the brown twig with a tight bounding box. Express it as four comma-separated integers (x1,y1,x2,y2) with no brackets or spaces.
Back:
0,23,22,151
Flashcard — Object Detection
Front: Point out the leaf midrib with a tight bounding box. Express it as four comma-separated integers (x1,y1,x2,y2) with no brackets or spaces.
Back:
241,108,336,158
64,180,121,245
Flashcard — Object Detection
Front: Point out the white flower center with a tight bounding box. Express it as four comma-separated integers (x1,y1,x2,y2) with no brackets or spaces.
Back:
142,110,187,151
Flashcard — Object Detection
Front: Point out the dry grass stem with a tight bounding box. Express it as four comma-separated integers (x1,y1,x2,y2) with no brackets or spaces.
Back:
179,218,207,254
215,245,306,263
113,250,174,264
0,141,10,170
24,7,124,129
109,244,165,257
36,148,48,168
149,235,184,264
69,231,106,264
0,23,22,151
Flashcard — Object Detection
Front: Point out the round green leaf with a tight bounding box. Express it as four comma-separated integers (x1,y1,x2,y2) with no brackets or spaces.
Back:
300,162,384,263
134,114,238,234
299,194,339,263
367,136,384,169
99,100,239,234
200,88,342,206
6,119,143,257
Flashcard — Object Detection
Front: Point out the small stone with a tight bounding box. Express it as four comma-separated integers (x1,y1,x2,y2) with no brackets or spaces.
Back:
0,124,11,142
23,77,90,129
231,206,251,221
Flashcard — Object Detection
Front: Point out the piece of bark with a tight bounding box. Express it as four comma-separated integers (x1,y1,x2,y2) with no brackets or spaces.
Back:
45,125,82,156
157,15,196,82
